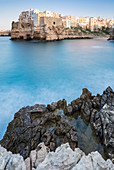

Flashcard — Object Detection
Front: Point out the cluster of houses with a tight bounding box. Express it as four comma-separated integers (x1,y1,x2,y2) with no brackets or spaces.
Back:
19,9,114,31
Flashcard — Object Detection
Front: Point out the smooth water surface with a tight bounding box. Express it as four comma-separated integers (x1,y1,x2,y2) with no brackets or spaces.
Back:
0,37,114,139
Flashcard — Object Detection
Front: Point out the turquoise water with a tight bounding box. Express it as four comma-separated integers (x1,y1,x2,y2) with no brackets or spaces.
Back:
0,37,114,139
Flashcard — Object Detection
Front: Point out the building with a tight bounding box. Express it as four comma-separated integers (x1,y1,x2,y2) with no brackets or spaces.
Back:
30,9,40,26
44,11,53,17
20,10,30,23
40,17,63,27
89,17,95,31
20,9,41,27
62,19,71,28
53,12,59,18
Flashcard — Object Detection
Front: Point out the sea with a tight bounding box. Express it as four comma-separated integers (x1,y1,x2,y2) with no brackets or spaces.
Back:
0,37,114,142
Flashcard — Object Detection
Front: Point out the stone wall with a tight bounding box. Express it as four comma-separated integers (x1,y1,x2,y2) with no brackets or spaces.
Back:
40,17,63,27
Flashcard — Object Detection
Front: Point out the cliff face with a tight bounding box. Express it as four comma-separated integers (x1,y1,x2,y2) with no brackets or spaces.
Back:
109,28,114,40
11,20,34,40
11,20,93,41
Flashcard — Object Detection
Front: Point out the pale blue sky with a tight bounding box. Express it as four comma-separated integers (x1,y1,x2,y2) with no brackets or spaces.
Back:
0,0,114,30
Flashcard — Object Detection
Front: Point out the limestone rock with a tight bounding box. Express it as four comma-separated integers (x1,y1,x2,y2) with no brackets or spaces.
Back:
37,143,114,170
36,143,84,170
0,145,26,170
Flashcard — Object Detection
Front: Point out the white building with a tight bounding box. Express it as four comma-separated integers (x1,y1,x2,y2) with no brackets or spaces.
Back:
20,9,40,26
62,19,71,28
44,11,53,17
30,9,40,26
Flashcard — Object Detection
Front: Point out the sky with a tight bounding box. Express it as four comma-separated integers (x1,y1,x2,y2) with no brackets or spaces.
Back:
0,0,114,30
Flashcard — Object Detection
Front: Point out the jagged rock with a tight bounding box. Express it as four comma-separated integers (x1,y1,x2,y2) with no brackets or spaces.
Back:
0,145,26,170
0,87,114,163
0,104,78,159
72,151,114,170
36,143,84,170
25,158,30,170
25,142,49,170
37,143,114,170
65,105,73,115
47,102,57,111
30,150,36,167
1,143,113,170
101,86,114,107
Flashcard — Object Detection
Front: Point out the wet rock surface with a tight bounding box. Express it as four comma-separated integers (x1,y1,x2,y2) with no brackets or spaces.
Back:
0,87,114,162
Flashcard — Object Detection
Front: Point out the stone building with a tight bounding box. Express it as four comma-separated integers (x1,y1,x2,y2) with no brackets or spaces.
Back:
62,19,71,28
40,17,63,27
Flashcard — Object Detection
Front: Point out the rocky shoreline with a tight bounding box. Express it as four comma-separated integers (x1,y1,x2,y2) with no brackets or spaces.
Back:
0,87,114,169
0,31,11,37
11,24,109,41
0,143,114,170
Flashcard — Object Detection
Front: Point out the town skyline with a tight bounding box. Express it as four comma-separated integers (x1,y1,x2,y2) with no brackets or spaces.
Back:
0,0,114,30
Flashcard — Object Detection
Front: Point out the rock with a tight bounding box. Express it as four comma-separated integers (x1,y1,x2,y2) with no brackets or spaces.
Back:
0,87,114,162
37,143,114,170
30,150,36,167
72,151,113,170
0,145,26,170
65,105,73,115
0,143,114,170
25,157,30,170
101,86,114,107
47,102,57,111
35,143,49,168
36,143,84,170
0,104,78,159
80,88,92,100
6,154,26,170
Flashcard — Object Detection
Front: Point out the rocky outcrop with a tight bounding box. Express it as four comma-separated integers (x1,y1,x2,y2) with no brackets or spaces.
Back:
0,101,78,159
37,143,114,170
0,87,114,162
11,22,93,41
65,87,114,161
25,142,49,169
0,145,26,170
91,104,114,161
0,143,113,170
109,28,114,40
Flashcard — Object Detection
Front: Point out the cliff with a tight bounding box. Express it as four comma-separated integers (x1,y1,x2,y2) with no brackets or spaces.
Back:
109,28,114,40
11,20,109,41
